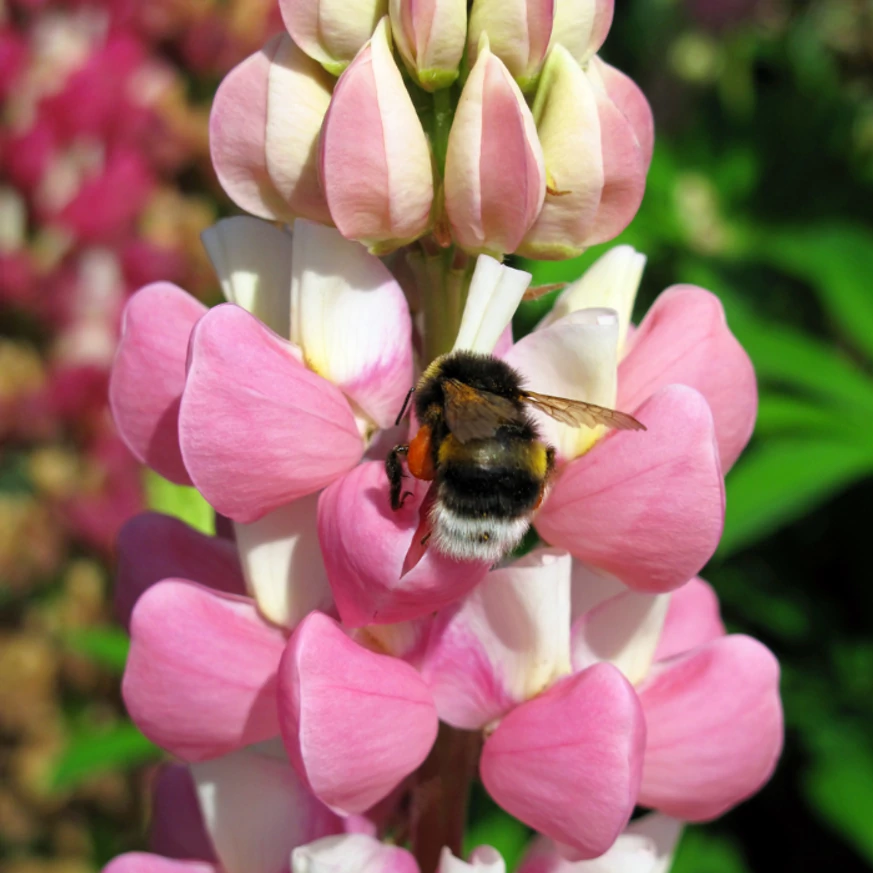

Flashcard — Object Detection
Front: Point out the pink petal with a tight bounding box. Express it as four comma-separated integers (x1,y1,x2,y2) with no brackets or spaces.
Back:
123,580,285,761
109,283,205,485
179,304,363,523
103,855,216,873
209,38,292,222
150,764,216,862
319,19,433,249
582,59,647,248
115,512,245,631
618,285,757,472
278,612,439,814
598,60,654,171
480,663,646,860
421,549,572,730
445,41,545,256
291,835,419,873
653,577,725,663
536,385,725,593
637,635,783,820
192,742,342,873
317,462,489,626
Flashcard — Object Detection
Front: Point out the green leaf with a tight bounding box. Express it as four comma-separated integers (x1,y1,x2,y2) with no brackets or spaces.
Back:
751,223,873,361
51,721,162,790
669,827,752,873
61,627,130,673
464,812,530,872
719,438,873,556
145,470,214,535
679,259,873,420
804,725,873,866
755,393,869,441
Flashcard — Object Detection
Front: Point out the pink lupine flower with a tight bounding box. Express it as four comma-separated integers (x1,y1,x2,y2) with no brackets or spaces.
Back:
444,35,545,257
547,0,614,66
422,550,645,858
519,50,653,257
278,0,387,75
319,17,434,251
110,217,413,520
316,255,532,625
389,0,467,90
505,246,755,592
209,34,334,224
422,554,782,857
278,612,439,813
467,0,554,91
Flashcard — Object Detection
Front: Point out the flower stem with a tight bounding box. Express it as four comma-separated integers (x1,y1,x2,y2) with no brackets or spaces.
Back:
410,724,482,873
431,87,454,178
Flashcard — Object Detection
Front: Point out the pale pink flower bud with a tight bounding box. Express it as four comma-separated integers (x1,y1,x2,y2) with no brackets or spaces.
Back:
548,0,614,66
519,46,651,257
210,35,333,224
279,0,388,75
389,0,467,90
444,35,545,256
320,18,434,252
467,0,555,91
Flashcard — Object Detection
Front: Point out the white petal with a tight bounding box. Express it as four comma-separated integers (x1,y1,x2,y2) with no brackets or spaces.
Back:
233,495,333,629
505,308,619,460
289,220,413,429
571,590,670,685
570,561,626,624
538,246,646,353
422,549,572,730
541,815,681,872
439,846,505,873
292,835,418,873
192,744,338,873
452,256,531,355
202,217,293,337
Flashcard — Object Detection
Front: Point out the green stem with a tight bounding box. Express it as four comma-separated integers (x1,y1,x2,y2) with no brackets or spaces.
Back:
431,87,453,178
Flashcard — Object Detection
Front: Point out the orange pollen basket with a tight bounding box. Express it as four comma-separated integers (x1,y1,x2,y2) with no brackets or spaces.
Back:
408,426,436,481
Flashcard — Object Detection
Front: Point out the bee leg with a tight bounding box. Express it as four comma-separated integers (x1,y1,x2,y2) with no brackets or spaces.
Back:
386,445,409,510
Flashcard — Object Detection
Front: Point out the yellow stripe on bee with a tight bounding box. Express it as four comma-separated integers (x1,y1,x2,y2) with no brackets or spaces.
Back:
438,434,550,477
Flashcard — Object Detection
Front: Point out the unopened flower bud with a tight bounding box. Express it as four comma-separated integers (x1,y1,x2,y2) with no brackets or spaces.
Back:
467,0,554,91
210,35,333,224
320,17,434,252
278,0,387,75
518,45,651,257
548,0,614,66
389,0,466,90
444,35,545,256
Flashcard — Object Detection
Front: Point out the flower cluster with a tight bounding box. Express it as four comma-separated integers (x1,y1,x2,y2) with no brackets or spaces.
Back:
106,222,781,871
103,1,782,870
210,0,652,258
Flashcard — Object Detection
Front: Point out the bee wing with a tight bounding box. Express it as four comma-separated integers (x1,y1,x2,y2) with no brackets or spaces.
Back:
521,390,646,432
443,378,522,443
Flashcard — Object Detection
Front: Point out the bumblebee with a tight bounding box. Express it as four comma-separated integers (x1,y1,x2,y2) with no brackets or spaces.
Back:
386,350,645,563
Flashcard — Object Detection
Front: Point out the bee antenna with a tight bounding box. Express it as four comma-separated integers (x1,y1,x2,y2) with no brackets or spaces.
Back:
395,386,415,426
